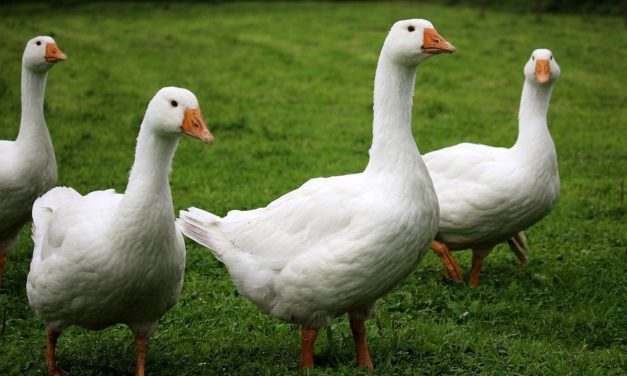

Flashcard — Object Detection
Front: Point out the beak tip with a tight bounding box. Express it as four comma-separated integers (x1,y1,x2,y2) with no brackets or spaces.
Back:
203,131,215,145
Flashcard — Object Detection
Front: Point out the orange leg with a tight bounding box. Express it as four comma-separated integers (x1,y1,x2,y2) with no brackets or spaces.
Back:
349,317,373,370
0,255,6,288
298,326,318,369
431,241,463,281
46,328,66,376
135,336,149,376
469,251,485,288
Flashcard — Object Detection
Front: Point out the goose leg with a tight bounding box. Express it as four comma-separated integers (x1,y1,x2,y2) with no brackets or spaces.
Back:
0,255,6,288
431,240,463,281
349,317,373,370
135,336,149,376
469,250,486,288
507,232,528,264
298,326,318,369
46,328,66,376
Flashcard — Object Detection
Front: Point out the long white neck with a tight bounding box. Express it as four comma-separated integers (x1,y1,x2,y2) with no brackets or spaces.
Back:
16,66,54,153
513,79,555,154
365,55,422,174
117,126,178,225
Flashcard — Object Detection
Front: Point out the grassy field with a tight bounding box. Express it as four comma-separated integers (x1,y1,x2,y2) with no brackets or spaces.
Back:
0,1,625,375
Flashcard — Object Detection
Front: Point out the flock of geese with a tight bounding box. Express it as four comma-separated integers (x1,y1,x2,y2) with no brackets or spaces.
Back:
0,18,560,375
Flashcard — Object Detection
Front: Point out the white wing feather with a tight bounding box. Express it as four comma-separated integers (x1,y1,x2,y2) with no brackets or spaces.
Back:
181,173,374,270
32,188,123,264
424,142,557,246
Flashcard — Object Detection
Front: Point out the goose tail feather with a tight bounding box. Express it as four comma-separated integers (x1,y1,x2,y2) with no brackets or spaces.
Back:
177,207,230,262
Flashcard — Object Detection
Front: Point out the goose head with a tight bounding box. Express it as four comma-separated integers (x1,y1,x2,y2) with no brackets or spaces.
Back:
383,19,456,66
22,36,67,73
144,87,214,144
524,49,560,86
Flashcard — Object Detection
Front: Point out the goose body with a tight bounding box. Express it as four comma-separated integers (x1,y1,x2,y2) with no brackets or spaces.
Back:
0,36,66,285
179,19,455,369
426,49,561,286
28,187,185,332
427,142,559,248
27,87,213,376
183,168,435,326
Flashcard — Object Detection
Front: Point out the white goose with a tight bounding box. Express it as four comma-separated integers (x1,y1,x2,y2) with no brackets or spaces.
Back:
26,87,213,376
0,36,66,287
179,19,455,369
425,49,561,287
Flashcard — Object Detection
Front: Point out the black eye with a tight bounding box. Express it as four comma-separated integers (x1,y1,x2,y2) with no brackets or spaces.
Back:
170,100,178,107
532,56,535,61
550,56,553,60
36,41,42,46
408,26,415,32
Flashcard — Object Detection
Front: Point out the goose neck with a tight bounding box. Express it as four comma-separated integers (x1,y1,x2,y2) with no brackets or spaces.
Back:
365,55,421,174
514,79,555,151
17,66,49,145
121,127,178,215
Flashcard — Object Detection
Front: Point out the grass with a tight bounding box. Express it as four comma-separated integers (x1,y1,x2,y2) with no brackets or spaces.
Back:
0,1,625,375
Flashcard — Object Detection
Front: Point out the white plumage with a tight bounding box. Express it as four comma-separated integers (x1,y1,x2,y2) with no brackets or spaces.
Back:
425,49,561,286
179,19,455,369
27,87,213,376
0,36,66,286
182,172,432,324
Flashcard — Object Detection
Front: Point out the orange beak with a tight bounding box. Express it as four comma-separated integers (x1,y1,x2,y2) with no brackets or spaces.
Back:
422,28,456,54
535,59,551,84
45,43,67,63
182,108,214,145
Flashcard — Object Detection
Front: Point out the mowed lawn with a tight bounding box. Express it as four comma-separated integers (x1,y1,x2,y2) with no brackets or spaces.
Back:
0,2,625,375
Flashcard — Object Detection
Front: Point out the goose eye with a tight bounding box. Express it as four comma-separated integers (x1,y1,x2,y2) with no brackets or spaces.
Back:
408,26,415,32
550,56,553,60
532,56,535,61
170,100,178,107
36,41,42,46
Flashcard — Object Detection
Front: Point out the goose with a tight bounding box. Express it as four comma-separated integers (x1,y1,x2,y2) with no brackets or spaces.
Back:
0,36,66,287
425,49,561,287
26,87,214,376
179,19,455,369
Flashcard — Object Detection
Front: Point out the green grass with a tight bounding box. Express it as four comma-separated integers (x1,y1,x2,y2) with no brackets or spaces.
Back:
0,1,625,375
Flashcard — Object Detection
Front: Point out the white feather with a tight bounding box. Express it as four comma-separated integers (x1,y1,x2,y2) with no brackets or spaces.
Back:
179,20,445,328
425,49,561,253
0,36,61,259
26,87,201,340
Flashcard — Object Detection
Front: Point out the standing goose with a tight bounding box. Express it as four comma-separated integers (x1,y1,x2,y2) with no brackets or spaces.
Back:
27,87,213,376
0,36,66,287
425,49,561,287
179,19,454,369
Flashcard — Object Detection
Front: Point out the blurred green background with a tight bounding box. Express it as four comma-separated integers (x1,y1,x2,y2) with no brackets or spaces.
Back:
0,1,625,375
